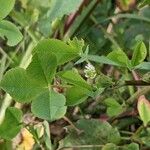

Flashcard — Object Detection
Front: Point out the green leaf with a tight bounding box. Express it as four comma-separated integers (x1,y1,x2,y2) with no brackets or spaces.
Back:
41,0,82,36
33,39,81,65
31,90,67,121
26,52,57,86
43,121,52,149
107,50,130,68
67,37,84,51
87,55,121,66
59,119,121,150
48,0,82,22
137,96,150,126
135,62,150,70
10,10,32,27
57,70,92,90
107,50,129,67
131,41,147,67
38,0,82,36
137,127,150,147
0,67,44,103
66,86,90,106
142,72,150,83
0,107,22,140
122,143,139,150
75,46,89,65
0,0,15,20
0,20,23,46
104,98,124,117
95,74,113,88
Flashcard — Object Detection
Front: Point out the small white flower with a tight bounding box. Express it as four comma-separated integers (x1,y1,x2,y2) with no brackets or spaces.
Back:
84,63,97,79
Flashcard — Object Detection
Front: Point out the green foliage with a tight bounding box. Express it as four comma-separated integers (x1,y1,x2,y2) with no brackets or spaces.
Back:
43,121,52,149
136,127,150,147
31,90,67,121
57,70,92,90
0,38,85,122
107,50,130,68
104,98,124,117
0,0,15,20
131,41,147,67
0,107,22,140
66,86,90,106
135,62,150,70
0,0,22,46
0,67,44,103
33,39,82,65
0,0,150,149
48,0,82,22
0,20,23,46
95,74,113,88
59,119,121,149
142,72,150,83
26,52,57,86
68,37,84,51
87,55,121,66
123,143,139,150
39,0,82,36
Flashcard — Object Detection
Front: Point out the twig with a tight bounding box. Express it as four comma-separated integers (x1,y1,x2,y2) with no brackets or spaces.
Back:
64,0,90,33
131,125,144,144
124,80,150,86
126,70,150,104
63,116,82,134
126,86,150,104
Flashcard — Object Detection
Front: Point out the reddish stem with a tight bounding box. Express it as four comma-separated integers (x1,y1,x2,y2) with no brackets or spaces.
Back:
64,0,90,33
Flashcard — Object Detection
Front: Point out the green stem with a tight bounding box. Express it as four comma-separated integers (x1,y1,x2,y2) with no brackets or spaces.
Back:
120,130,133,135
125,69,134,96
0,55,6,82
0,95,12,124
103,13,150,24
121,137,131,141
25,27,39,43
131,125,144,143
58,144,104,150
43,121,53,150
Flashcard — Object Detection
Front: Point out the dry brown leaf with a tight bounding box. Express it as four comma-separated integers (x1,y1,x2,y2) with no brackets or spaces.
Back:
16,128,35,150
